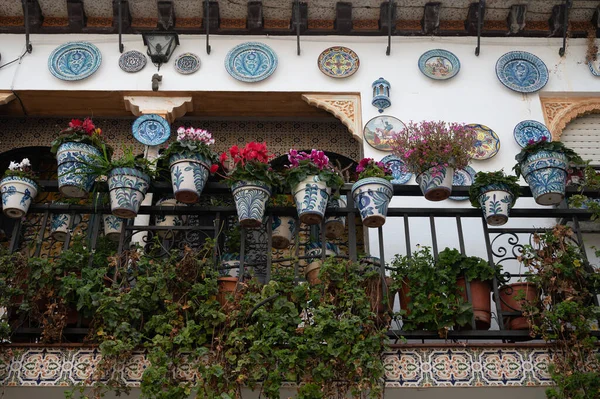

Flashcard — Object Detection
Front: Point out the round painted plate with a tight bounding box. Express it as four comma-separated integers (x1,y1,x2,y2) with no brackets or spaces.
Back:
317,46,360,78
495,51,549,93
48,42,102,81
174,52,201,74
513,120,552,148
449,165,476,201
588,54,600,76
364,115,406,152
132,114,171,146
418,49,460,80
468,124,500,160
381,155,412,184
118,50,147,73
225,42,278,83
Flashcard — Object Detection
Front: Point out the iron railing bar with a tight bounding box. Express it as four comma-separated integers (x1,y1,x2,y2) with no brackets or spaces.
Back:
347,194,357,261
430,215,438,260
266,215,273,283
9,218,23,253
33,211,50,258
403,214,411,258
482,218,506,330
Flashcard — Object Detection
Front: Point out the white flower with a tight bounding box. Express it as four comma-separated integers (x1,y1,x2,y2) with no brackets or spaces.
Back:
177,127,186,134
20,158,31,167
8,161,18,171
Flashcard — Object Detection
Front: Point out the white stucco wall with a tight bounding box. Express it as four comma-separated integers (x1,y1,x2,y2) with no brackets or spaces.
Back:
1,33,599,269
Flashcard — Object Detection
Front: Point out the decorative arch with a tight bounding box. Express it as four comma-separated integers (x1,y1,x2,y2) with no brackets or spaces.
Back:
301,93,362,143
541,96,600,140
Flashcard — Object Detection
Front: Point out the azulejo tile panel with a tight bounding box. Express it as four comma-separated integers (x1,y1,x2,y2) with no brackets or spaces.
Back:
0,346,556,388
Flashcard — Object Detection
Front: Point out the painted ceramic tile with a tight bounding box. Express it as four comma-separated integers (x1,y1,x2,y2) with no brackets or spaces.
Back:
131,114,171,146
317,46,360,78
174,53,201,75
364,115,405,152
48,42,102,81
381,155,412,184
495,51,549,93
118,50,147,73
449,165,476,201
225,42,278,83
468,124,500,160
513,120,552,147
418,49,460,80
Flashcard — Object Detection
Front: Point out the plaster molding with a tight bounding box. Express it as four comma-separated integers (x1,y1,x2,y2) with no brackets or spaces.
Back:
301,93,362,142
540,96,600,140
0,92,15,106
123,96,193,123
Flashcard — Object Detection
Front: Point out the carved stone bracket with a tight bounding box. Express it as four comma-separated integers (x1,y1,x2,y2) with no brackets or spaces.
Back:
0,92,16,106
123,96,193,124
541,96,600,140
301,93,362,142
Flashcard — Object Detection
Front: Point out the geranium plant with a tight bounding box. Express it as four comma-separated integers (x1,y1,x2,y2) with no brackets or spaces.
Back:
390,121,477,175
468,170,521,208
3,158,37,182
285,149,344,190
161,126,218,165
218,142,282,188
50,118,113,157
93,147,158,179
513,138,583,178
356,158,393,181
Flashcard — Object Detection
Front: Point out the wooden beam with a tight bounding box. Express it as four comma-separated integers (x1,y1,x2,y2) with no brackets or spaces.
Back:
422,2,441,35
507,4,526,35
549,4,566,37
465,2,485,35
379,1,396,33
67,0,87,31
247,1,263,32
21,0,43,32
157,0,175,31
291,1,307,33
592,5,600,38
203,1,220,31
335,2,352,34
112,0,132,31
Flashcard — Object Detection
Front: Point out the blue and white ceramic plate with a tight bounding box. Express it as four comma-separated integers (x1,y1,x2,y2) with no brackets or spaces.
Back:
418,49,460,80
118,50,146,73
495,51,548,93
449,165,476,201
225,42,278,83
588,55,600,76
48,42,102,81
381,155,412,184
513,120,552,148
132,114,171,146
174,52,201,74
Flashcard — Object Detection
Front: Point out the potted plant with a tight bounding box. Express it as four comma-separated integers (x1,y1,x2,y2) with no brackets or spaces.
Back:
391,121,477,201
50,197,84,242
219,142,282,228
0,158,39,219
154,197,187,239
285,149,344,225
324,195,346,239
51,118,112,198
218,223,242,306
352,158,394,228
161,126,218,204
103,214,124,241
514,138,583,205
469,170,521,226
359,255,395,326
304,241,339,285
269,195,296,249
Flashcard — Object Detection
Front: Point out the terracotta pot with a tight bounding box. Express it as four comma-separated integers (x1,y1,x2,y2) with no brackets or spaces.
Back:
498,282,538,330
398,279,411,316
217,277,238,307
456,277,492,330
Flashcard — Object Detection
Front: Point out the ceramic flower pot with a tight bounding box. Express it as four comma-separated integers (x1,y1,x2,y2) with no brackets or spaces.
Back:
499,282,539,330
477,184,515,226
521,150,568,205
56,142,102,198
416,166,454,201
169,152,210,204
220,254,240,278
154,197,186,238
456,278,492,330
352,178,394,228
304,242,339,285
103,214,124,241
231,180,271,228
325,196,346,239
217,275,238,307
50,212,82,242
292,175,331,225
0,176,38,219
271,216,296,249
107,167,151,219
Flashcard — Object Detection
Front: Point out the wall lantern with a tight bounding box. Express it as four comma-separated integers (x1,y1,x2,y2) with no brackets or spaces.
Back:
371,77,391,113
142,32,179,69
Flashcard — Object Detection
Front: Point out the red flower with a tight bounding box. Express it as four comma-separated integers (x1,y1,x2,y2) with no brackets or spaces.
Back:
69,119,83,128
210,164,219,174
219,152,228,164
82,118,95,134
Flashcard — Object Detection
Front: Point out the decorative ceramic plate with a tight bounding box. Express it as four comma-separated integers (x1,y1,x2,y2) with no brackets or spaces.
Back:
364,115,406,152
132,114,171,146
588,55,600,76
418,49,460,80
118,50,147,73
449,166,476,201
513,120,552,148
174,52,201,74
225,42,278,83
468,124,500,160
381,155,412,184
48,42,102,81
495,51,549,93
317,46,360,78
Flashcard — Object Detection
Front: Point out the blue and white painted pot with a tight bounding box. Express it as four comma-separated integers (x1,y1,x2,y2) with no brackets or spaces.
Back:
169,152,210,204
220,253,240,278
56,142,102,198
521,150,568,205
154,197,187,238
107,167,151,219
305,242,339,285
0,176,38,219
352,178,394,228
416,166,454,201
477,184,515,226
272,215,296,249
292,175,331,225
360,256,383,272
103,214,124,241
50,211,82,242
325,195,346,239
231,180,271,228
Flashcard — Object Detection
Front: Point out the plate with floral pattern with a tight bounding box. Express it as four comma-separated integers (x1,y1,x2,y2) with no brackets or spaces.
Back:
48,42,102,81
588,54,600,76
468,124,500,160
513,120,552,148
118,50,147,73
225,42,278,83
381,155,412,184
174,52,201,74
418,49,460,80
495,51,548,93
317,46,360,78
449,165,476,201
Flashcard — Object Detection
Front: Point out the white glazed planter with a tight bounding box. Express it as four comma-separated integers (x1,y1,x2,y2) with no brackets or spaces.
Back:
520,150,568,205
231,180,271,228
220,254,240,278
50,212,82,242
416,166,454,201
325,195,346,239
292,175,331,225
271,216,296,249
477,184,515,226
352,178,394,228
107,167,151,219
169,153,210,204
103,214,124,241
0,176,38,219
56,142,102,198
155,198,186,238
